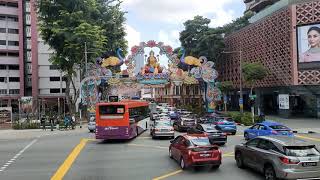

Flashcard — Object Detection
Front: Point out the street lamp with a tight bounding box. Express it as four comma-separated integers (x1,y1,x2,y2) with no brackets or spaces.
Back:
222,50,243,114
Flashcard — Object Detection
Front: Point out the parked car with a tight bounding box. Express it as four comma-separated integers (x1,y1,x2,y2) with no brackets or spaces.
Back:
188,124,227,145
235,136,320,180
244,121,293,140
173,117,197,132
150,120,174,139
169,134,221,170
88,117,96,133
169,111,179,120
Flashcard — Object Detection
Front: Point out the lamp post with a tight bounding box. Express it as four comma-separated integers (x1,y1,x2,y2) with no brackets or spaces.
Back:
222,50,243,114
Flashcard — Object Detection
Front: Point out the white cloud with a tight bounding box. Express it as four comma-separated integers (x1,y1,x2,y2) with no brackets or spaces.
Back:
122,0,235,27
125,24,141,50
158,29,180,48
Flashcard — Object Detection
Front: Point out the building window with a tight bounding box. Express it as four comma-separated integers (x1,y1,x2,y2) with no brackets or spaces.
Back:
25,2,30,12
0,89,7,94
26,39,31,49
0,40,6,45
7,2,18,8
8,52,19,57
9,77,19,82
26,14,31,24
8,65,19,70
50,77,60,81
0,52,6,56
0,16,5,20
8,41,19,46
9,89,19,94
49,65,60,70
0,65,6,69
0,77,6,82
186,86,190,95
175,86,181,95
0,28,6,33
50,89,60,93
26,26,31,37
27,51,31,61
62,88,66,93
8,29,18,34
7,16,18,22
0,2,5,6
194,86,199,95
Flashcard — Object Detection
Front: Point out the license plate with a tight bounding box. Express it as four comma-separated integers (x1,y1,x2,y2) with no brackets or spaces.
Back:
302,162,317,167
200,154,211,157
210,134,220,137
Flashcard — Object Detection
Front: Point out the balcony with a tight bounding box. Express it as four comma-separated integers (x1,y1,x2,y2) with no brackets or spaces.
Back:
247,0,280,13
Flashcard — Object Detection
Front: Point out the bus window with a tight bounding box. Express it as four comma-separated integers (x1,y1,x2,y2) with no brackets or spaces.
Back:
99,105,125,115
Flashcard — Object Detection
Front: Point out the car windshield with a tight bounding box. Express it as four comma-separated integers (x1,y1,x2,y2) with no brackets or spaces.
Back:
269,125,289,130
285,146,320,157
190,138,211,146
155,121,171,126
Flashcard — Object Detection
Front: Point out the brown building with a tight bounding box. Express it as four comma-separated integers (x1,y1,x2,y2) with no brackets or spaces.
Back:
218,0,320,118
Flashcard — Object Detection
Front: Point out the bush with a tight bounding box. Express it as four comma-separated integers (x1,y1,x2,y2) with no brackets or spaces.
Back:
12,122,40,130
225,111,256,126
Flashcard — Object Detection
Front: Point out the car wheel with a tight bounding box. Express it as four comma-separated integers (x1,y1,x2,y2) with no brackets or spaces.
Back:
264,165,277,180
235,152,245,169
169,149,173,159
89,130,93,133
180,157,186,170
244,133,249,141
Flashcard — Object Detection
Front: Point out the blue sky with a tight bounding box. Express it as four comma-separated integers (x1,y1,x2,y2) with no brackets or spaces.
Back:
122,0,246,49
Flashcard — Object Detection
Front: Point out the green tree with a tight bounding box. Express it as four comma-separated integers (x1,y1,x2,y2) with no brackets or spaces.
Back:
37,0,127,114
217,81,233,112
242,62,268,95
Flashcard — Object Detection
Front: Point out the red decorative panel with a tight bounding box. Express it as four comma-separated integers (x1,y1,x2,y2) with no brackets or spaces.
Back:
298,70,320,84
217,8,293,88
296,0,320,25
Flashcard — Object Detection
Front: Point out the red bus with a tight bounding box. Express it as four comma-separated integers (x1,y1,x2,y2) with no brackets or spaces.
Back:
95,100,150,140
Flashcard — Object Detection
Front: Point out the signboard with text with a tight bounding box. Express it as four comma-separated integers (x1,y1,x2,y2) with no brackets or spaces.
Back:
279,94,289,110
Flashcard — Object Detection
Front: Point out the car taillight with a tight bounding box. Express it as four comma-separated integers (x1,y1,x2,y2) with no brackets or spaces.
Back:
279,157,300,164
222,133,227,136
170,128,174,131
155,128,160,132
271,130,278,135
217,122,224,125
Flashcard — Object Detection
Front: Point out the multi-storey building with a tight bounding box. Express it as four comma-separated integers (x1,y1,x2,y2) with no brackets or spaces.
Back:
217,0,320,118
0,0,79,124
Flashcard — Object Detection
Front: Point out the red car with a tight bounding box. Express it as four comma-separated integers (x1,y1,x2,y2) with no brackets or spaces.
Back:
169,134,222,170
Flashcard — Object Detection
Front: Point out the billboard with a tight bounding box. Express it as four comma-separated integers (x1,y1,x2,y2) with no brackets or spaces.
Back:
297,24,320,69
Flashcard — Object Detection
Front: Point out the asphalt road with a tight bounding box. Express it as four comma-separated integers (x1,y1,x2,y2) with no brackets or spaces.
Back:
1,126,320,180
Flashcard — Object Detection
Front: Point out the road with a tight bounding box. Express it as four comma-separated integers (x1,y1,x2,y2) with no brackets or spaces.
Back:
0,126,320,180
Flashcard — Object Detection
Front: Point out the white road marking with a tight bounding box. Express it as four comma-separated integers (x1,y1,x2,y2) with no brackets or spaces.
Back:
0,139,37,173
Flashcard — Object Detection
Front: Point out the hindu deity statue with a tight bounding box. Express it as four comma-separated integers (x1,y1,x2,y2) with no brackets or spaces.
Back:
141,50,163,74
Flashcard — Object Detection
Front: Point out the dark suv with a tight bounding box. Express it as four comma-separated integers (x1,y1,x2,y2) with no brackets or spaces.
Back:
173,117,197,132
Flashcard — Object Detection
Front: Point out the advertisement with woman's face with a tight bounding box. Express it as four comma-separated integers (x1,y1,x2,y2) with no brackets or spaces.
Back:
298,24,320,63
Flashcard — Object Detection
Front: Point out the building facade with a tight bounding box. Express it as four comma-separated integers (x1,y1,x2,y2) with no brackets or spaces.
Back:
0,0,79,124
217,0,320,118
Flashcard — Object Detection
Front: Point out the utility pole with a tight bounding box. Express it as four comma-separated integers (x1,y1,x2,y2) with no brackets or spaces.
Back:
239,50,243,114
85,42,88,75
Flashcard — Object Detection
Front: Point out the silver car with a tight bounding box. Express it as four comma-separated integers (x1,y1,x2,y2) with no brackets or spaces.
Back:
150,120,174,139
88,117,96,133
235,136,320,180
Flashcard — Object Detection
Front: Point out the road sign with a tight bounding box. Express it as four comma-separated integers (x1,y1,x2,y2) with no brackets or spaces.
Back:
239,98,243,105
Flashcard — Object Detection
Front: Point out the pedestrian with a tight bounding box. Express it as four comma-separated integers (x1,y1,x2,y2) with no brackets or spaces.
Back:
41,117,46,131
50,116,54,131
71,115,76,130
64,115,69,130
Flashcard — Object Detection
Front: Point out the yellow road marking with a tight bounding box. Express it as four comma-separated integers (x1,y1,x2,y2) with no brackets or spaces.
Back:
223,152,234,157
129,143,168,149
51,139,89,180
296,135,320,142
152,170,183,180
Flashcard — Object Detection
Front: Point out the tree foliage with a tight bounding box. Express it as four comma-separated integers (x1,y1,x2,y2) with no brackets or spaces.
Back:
37,0,127,114
178,12,253,63
217,81,233,94
242,62,268,92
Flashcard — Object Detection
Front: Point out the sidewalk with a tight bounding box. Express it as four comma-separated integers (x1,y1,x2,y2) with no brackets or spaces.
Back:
266,115,320,133
0,125,87,140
